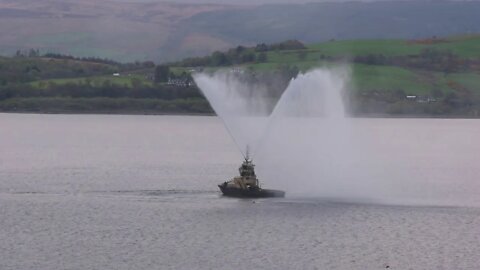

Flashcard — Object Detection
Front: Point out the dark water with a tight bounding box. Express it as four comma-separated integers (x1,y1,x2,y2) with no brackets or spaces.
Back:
1,113,479,270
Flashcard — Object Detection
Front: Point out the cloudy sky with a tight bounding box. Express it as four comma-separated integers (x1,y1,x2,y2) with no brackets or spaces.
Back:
112,0,477,5
175,0,469,2
117,0,396,4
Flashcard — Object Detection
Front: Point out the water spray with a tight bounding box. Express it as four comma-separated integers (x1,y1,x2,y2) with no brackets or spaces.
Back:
193,67,352,198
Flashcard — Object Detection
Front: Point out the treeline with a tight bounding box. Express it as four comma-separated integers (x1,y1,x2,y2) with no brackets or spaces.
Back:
15,49,123,67
175,40,306,67
43,53,122,66
0,97,212,114
0,63,301,114
4,39,480,117
175,48,258,67
351,87,480,117
0,63,302,103
0,81,203,100
0,80,212,114
0,57,118,84
353,48,477,74
2,50,159,86
14,50,156,71
254,40,307,52
42,53,156,71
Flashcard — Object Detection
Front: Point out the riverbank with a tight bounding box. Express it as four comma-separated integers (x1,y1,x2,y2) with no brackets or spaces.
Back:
0,97,214,115
2,109,480,119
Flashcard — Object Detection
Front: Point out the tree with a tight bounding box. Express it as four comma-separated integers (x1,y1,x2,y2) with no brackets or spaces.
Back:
241,52,256,63
255,43,268,52
298,51,308,61
143,61,155,68
278,64,300,81
131,78,143,89
257,52,268,63
211,51,229,66
270,40,306,51
391,89,406,102
28,49,40,58
236,46,246,54
154,65,170,83
431,88,444,99
444,92,459,107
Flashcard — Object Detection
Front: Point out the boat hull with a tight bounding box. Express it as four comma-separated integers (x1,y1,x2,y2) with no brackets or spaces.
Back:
218,185,285,198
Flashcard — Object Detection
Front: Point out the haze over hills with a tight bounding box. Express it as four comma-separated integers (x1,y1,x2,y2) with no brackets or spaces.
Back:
0,0,235,61
1,0,480,62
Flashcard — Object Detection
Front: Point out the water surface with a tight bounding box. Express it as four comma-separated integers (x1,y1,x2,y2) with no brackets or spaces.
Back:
1,114,479,269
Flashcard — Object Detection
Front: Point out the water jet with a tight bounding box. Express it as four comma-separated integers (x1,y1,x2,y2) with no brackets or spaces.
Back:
193,67,350,198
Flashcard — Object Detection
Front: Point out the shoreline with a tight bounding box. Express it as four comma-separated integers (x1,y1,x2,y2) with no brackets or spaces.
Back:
0,110,215,117
1,110,479,119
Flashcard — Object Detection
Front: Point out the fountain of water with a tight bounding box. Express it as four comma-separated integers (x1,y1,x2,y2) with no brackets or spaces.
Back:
193,71,272,158
194,67,480,206
253,67,369,198
194,67,370,198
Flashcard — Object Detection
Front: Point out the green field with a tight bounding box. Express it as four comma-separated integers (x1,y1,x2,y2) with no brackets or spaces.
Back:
301,35,480,59
14,36,480,101
250,36,480,66
3,35,480,116
234,36,480,97
29,74,153,88
243,62,480,96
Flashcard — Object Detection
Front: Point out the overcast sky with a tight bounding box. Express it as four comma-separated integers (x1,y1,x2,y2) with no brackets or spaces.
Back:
181,0,472,2
117,0,399,4
114,0,476,5
170,0,360,3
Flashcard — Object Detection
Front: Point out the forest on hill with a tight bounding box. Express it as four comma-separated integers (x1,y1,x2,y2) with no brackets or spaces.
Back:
1,36,480,117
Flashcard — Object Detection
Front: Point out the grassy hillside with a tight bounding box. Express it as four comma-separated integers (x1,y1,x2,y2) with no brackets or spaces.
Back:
248,36,480,65
174,36,480,96
307,36,480,58
1,35,480,116
0,55,209,114
0,56,119,84
173,36,480,116
239,36,480,96
246,62,480,96
29,74,153,88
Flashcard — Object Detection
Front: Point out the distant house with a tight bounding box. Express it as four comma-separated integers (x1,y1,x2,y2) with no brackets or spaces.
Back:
406,95,437,103
230,67,245,74
188,68,203,73
416,96,437,103
113,73,120,77
167,78,193,87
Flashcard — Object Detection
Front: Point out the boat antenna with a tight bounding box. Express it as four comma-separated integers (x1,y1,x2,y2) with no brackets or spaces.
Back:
246,145,250,161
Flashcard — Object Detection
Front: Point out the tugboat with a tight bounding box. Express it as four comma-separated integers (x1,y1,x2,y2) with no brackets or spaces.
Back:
218,149,285,198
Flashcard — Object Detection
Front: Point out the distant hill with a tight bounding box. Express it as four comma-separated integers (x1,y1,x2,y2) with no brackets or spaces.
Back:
177,1,480,45
172,35,480,116
0,54,208,114
0,0,234,62
1,0,480,62
1,35,480,116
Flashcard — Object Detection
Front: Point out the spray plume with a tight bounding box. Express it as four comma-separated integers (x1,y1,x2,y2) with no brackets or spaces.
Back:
193,67,369,198
194,67,480,206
